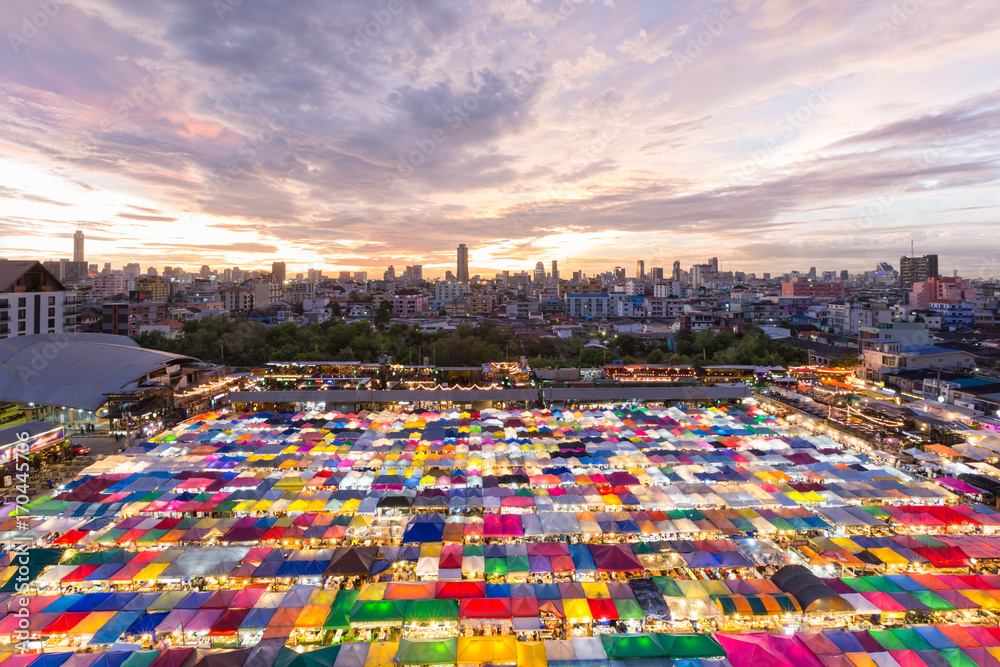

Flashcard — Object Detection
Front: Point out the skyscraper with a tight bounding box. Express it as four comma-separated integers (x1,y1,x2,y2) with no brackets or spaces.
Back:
635,260,645,279
900,254,938,287
533,261,546,283
271,261,287,284
457,244,469,282
73,230,84,263
672,261,681,282
551,260,559,282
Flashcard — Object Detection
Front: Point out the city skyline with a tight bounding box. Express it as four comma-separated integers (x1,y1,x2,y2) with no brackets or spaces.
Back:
2,1,999,275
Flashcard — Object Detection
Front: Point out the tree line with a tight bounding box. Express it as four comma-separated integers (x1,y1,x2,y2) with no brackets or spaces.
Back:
134,317,808,369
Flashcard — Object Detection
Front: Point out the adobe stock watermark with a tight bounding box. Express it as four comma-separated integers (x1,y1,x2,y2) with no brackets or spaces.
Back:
852,127,956,236
673,0,750,73
79,64,168,149
507,112,625,232
877,0,927,40
8,0,70,54
204,106,295,197
727,84,831,187
15,332,72,382
384,71,513,190
339,0,406,59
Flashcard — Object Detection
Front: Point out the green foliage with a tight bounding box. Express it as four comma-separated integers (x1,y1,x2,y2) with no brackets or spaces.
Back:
133,317,806,370
830,353,859,368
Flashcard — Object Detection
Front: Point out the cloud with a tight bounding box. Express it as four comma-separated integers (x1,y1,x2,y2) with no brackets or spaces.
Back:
1,0,999,275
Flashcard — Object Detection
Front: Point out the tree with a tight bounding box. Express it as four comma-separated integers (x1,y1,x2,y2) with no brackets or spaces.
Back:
614,334,639,357
580,346,605,367
830,353,859,368
331,302,342,317
374,300,393,330
646,349,664,364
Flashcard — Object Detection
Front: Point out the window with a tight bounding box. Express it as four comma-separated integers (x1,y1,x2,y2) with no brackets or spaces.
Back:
17,310,26,320
17,297,25,307
48,296,55,305
0,299,7,308
17,322,25,332
48,307,55,316
48,318,55,328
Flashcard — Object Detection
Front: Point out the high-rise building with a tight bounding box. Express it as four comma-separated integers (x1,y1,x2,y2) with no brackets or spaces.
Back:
124,263,141,279
900,254,938,287
650,267,664,281
840,270,849,281
808,266,817,280
672,261,681,282
385,265,396,281
636,260,645,279
709,257,719,273
271,261,287,284
457,244,469,283
614,267,626,282
102,262,111,276
533,261,546,283
551,260,559,282
73,230,84,263
0,260,78,338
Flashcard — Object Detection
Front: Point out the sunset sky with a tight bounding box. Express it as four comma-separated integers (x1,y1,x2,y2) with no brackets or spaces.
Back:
1,0,999,278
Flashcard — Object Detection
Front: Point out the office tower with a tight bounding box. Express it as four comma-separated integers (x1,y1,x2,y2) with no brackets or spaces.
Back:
73,230,84,263
385,265,396,281
551,260,559,282
614,267,626,282
199,265,210,279
763,273,771,280
672,261,681,281
147,267,158,276
636,260,645,279
572,271,583,282
533,261,546,283
650,267,664,281
102,262,111,276
339,271,352,281
709,257,719,273
808,266,817,280
271,261,287,284
353,271,367,282
88,264,98,274
123,263,141,279
457,244,469,282
899,254,938,287
840,270,849,281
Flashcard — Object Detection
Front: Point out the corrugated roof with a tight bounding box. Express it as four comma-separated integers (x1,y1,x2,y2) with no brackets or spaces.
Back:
0,333,197,411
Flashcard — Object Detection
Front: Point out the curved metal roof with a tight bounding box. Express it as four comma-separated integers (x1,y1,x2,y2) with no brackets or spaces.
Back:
0,333,198,411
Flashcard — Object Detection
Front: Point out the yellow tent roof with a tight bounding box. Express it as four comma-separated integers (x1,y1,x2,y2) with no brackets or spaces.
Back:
676,579,709,598
295,605,329,628
867,547,910,566
517,641,547,667
365,642,399,667
581,582,610,599
70,611,117,635
358,582,387,601
133,563,170,582
458,636,517,664
562,598,592,621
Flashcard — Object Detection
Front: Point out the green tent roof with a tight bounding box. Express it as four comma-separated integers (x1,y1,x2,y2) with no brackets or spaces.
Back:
349,599,406,625
655,633,726,659
405,598,459,623
601,633,667,659
397,637,458,665
323,589,359,630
